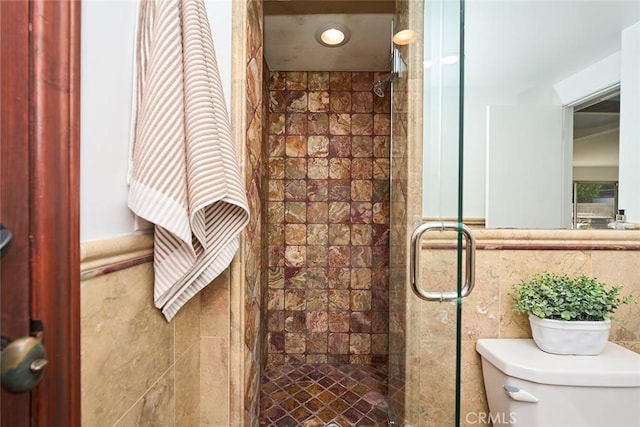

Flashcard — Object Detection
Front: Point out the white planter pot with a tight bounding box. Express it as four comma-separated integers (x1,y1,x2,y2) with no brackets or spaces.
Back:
528,314,611,355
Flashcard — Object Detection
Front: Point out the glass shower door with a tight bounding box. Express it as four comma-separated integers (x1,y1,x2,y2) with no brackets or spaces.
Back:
416,0,470,425
390,0,475,426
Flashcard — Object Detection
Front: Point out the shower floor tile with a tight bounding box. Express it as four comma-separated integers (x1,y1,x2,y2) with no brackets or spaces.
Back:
259,363,389,427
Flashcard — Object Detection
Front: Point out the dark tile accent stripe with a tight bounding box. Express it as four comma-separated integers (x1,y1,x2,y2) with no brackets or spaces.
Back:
80,255,153,280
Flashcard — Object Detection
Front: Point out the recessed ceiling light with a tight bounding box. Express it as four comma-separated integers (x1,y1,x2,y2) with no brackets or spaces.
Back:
393,29,418,46
315,24,351,48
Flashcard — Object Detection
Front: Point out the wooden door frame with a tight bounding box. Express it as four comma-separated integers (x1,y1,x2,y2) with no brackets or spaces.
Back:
1,1,32,422
1,1,81,425
30,1,81,425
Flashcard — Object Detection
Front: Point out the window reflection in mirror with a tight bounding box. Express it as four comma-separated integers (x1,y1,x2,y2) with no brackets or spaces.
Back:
572,91,620,229
573,182,618,229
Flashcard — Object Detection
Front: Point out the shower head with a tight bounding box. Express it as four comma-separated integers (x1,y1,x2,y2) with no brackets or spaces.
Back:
373,72,396,98
373,80,388,97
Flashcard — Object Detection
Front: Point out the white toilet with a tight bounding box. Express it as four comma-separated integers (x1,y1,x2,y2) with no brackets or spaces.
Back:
476,339,640,427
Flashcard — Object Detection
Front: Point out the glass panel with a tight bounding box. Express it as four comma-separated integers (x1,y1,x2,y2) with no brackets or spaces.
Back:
390,0,475,425
396,1,639,426
412,0,466,426
423,0,462,219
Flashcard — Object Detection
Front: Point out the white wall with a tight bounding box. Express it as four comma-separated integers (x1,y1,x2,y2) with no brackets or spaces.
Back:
80,0,233,242
485,103,565,228
553,52,621,106
573,130,620,170
573,167,619,182
460,84,519,219
618,21,640,224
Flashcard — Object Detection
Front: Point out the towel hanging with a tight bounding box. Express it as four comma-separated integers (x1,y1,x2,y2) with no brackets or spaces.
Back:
128,0,249,321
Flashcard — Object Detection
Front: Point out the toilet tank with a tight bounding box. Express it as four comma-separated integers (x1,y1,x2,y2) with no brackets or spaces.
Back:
476,339,640,427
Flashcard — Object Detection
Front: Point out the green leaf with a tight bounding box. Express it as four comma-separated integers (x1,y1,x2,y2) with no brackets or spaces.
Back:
510,272,636,321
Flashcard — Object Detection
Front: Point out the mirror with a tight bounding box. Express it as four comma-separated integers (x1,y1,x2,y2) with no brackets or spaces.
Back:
422,0,640,229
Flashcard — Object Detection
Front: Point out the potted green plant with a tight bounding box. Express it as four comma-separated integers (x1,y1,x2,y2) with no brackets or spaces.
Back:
511,272,636,355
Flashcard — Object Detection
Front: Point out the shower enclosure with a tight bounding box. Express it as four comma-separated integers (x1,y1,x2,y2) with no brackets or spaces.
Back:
250,0,476,425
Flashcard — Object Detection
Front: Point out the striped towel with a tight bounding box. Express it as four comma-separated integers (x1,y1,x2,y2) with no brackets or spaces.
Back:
128,0,249,321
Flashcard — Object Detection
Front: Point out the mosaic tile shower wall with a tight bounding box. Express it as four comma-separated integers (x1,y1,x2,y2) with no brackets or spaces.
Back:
265,71,391,365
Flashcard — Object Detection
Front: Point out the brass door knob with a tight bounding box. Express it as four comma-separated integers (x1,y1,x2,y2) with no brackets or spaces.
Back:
1,335,47,393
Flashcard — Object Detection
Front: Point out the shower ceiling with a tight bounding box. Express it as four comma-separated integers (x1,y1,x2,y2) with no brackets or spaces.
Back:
263,0,395,71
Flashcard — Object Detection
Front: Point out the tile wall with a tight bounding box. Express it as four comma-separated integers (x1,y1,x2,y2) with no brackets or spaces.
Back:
80,234,231,427
415,231,640,427
236,0,266,425
264,71,391,365
388,0,425,422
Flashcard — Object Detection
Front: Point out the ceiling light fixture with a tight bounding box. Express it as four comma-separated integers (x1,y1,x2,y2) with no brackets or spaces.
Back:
315,24,351,48
423,55,460,69
393,29,418,46
441,54,460,65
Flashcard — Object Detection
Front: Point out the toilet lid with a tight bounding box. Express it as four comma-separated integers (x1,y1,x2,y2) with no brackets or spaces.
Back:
476,339,640,387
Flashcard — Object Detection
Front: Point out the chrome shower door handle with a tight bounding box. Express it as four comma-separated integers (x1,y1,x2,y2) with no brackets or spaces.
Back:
410,221,476,301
